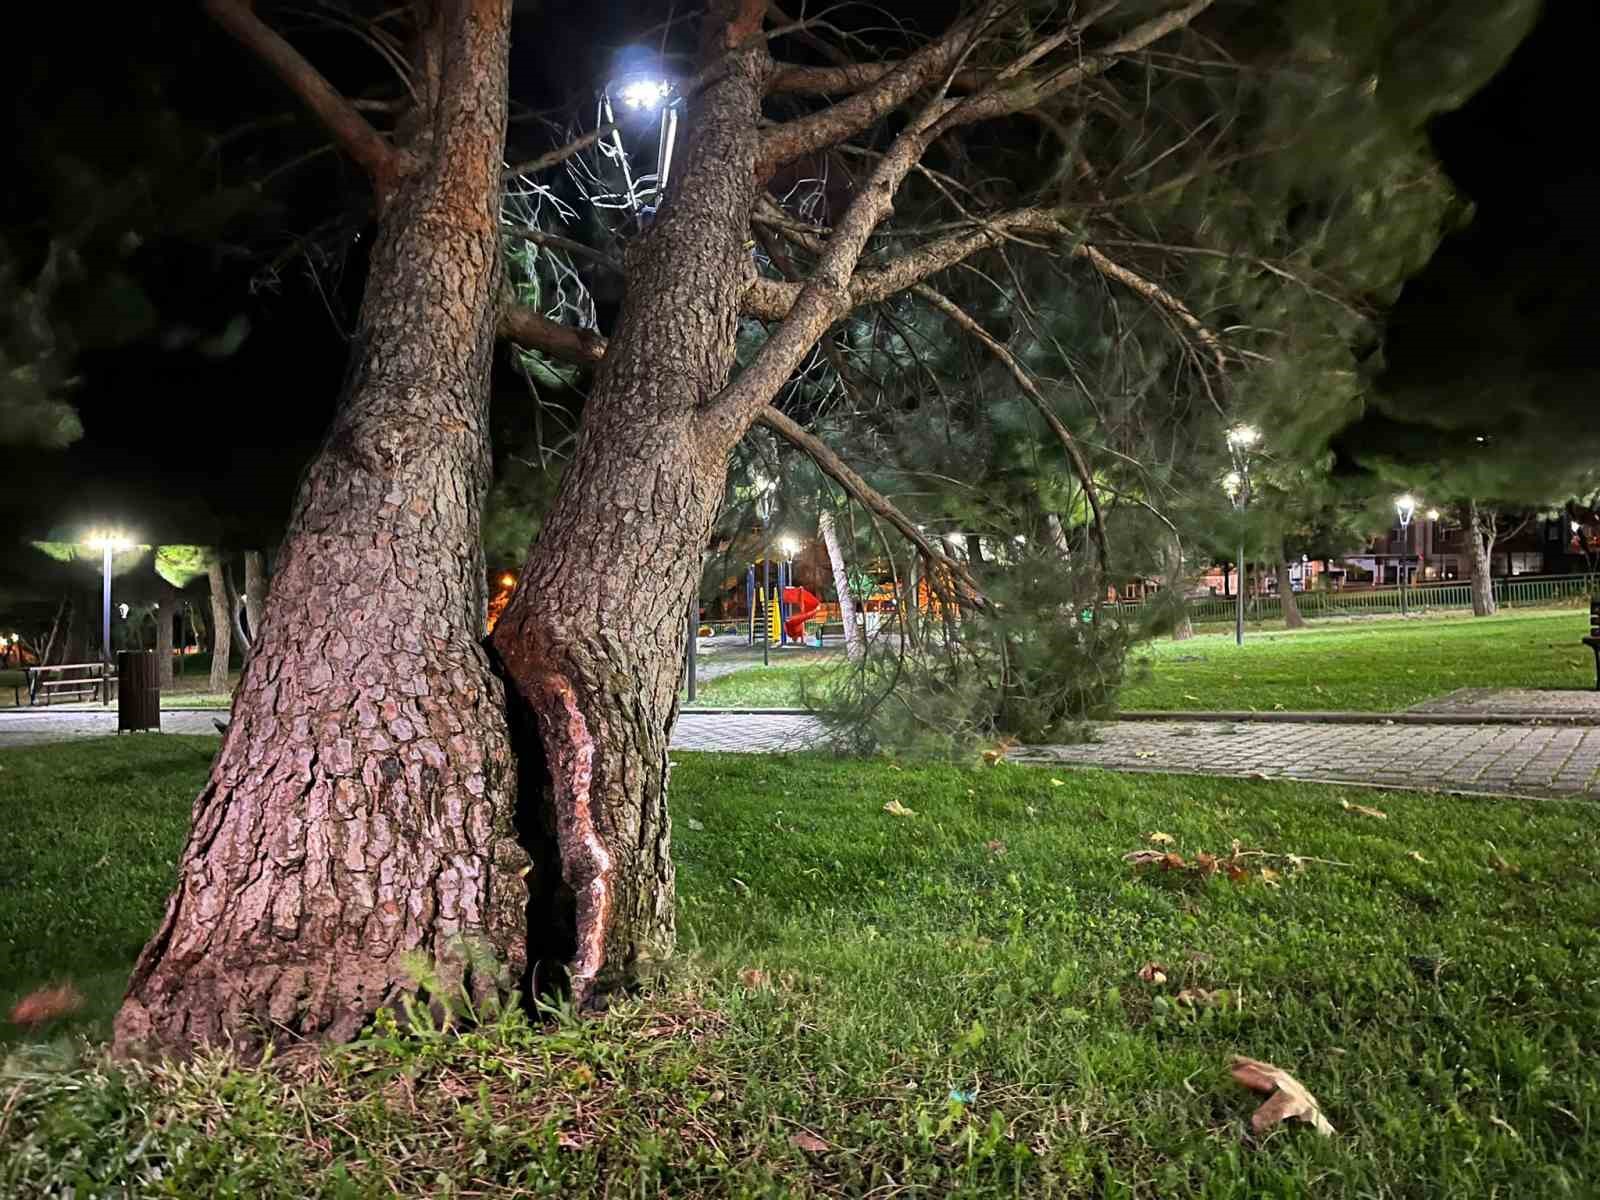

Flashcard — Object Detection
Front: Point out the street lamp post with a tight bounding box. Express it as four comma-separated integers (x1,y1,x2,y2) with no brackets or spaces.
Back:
1394,495,1417,615
1223,424,1260,647
85,531,132,701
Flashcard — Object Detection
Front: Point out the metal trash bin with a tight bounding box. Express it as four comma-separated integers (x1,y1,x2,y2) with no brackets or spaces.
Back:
117,650,161,733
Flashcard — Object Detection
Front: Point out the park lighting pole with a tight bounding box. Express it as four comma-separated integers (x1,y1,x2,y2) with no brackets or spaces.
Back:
1224,424,1260,647
1394,495,1417,615
85,532,132,666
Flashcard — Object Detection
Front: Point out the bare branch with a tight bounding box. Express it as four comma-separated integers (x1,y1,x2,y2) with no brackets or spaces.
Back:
504,225,624,275
503,124,615,181
755,406,991,610
497,296,608,367
203,0,402,192
912,284,1110,578
1077,245,1224,371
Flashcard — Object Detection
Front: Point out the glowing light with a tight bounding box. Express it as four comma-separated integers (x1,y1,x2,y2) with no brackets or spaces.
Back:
500,573,517,588
85,531,133,551
1395,494,1417,524
1425,508,1440,521
1225,424,1260,450
619,78,670,110
779,535,799,559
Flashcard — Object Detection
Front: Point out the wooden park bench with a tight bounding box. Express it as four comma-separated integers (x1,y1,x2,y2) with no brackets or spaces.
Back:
26,662,116,706
1586,598,1600,691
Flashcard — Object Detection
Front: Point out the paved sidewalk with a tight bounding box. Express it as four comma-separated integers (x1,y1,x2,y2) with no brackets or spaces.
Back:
1013,720,1600,800
6,707,1598,801
0,709,829,754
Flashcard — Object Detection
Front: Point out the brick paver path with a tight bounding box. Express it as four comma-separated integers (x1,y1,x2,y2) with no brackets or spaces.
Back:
7,707,1599,800
1406,687,1600,721
1014,720,1600,800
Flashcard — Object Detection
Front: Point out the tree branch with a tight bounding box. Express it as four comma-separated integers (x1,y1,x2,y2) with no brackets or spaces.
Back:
912,285,1110,579
497,297,608,367
203,0,402,192
755,406,990,611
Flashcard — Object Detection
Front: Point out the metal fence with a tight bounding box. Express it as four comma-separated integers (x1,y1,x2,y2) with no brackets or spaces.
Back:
1111,573,1600,626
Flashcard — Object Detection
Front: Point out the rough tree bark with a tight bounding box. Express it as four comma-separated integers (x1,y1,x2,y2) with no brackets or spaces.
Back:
115,0,522,1058
819,509,863,661
490,3,774,1004
206,558,233,694
1276,558,1305,629
1466,500,1497,617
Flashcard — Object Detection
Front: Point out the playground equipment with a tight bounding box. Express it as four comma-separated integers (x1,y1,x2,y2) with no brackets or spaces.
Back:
745,560,824,652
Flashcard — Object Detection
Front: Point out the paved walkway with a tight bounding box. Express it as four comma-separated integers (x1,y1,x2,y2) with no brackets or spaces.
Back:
1013,720,1600,800
5,703,1598,801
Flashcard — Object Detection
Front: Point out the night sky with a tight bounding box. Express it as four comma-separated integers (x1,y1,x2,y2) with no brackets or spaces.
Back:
2,1,1593,558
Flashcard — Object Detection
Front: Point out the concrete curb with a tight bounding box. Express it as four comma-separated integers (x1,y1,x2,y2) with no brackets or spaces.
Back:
1114,709,1600,728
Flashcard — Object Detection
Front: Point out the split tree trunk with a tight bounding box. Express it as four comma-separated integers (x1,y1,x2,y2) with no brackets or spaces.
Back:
819,509,864,661
116,0,521,1058
490,17,771,1007
206,558,232,693
1276,560,1305,629
1467,501,1497,617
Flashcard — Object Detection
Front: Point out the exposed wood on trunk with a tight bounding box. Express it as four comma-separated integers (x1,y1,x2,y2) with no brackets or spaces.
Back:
155,589,175,688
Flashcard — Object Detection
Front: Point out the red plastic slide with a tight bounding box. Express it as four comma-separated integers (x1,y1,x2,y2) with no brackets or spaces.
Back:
782,586,821,641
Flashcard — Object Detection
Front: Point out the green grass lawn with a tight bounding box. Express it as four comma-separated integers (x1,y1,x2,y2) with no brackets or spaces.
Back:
4,737,1598,1195
691,608,1597,716
1124,608,1596,712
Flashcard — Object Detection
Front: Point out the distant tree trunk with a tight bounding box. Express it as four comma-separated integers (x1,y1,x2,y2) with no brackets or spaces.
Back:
115,0,521,1059
206,558,232,693
155,593,175,688
1163,537,1193,641
64,588,90,663
1276,558,1305,629
40,595,68,667
243,551,267,645
1466,500,1497,617
819,509,863,661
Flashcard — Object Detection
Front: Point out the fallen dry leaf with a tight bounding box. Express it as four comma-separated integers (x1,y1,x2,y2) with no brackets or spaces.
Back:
1408,850,1431,865
1123,849,1169,865
1339,799,1388,820
1148,831,1176,845
985,839,1008,858
1175,987,1222,1008
1225,863,1249,883
1194,852,1219,875
739,968,771,990
1259,867,1283,887
788,1131,829,1153
7,983,85,1027
1229,1056,1335,1137
1137,962,1168,985
882,799,917,817
1162,852,1188,871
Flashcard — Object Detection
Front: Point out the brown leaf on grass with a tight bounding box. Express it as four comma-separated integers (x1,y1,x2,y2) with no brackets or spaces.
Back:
1339,799,1388,820
1194,852,1219,876
1259,867,1283,887
1175,987,1221,1008
7,983,85,1027
1137,962,1168,985
1123,849,1169,866
1229,1057,1335,1137
1225,863,1250,883
789,1131,829,1153
882,799,917,817
1148,831,1176,845
985,839,1008,858
1162,852,1188,871
739,968,771,990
